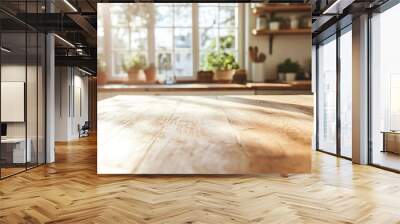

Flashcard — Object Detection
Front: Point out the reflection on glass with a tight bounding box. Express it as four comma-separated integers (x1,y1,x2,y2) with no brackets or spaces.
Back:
317,37,337,154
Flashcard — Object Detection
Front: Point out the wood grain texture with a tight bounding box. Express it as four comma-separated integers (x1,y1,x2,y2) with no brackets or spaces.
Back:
1,135,400,223
97,95,313,174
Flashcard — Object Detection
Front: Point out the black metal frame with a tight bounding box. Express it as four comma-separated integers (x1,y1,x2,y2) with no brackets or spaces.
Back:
367,0,400,173
315,20,353,161
315,0,400,172
0,0,47,180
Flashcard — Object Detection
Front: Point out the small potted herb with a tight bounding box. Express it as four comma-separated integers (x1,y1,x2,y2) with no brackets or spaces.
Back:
205,52,239,81
144,63,157,83
268,16,281,31
277,58,301,82
123,53,147,83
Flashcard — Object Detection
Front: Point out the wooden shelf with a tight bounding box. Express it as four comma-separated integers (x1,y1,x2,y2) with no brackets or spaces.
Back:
252,4,311,15
252,28,311,36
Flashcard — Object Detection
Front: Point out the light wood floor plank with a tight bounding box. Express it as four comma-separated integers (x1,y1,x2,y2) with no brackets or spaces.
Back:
1,95,400,223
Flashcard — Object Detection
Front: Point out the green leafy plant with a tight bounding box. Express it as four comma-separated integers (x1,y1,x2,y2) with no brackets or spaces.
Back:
123,53,147,72
205,52,239,71
203,34,239,71
277,58,301,73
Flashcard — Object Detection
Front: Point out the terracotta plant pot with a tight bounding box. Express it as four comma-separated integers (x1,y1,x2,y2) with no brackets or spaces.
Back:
232,69,247,84
97,72,107,85
214,69,235,81
197,71,214,83
144,64,157,83
128,69,142,83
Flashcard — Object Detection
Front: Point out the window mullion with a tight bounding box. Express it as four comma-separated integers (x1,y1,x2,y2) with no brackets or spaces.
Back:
172,4,176,77
148,4,156,65
217,4,220,53
193,3,199,74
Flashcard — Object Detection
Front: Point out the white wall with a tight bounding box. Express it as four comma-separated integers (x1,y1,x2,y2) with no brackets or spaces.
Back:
1,64,46,164
55,67,89,141
1,65,35,137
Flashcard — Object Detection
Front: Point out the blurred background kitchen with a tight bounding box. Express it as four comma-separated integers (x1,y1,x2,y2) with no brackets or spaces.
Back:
97,3,312,92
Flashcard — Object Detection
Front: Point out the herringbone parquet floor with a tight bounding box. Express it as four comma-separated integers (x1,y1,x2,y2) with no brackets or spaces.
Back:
1,136,400,223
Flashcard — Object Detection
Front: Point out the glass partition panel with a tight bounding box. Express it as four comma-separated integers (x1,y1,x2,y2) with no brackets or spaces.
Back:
317,36,337,154
371,4,400,171
1,31,28,177
27,30,38,169
0,1,46,179
38,32,46,165
339,28,352,158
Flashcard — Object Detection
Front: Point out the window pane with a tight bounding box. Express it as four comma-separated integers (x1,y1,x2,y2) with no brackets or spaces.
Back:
199,28,217,50
340,29,352,158
220,28,237,50
1,31,28,177
112,27,129,49
199,3,219,7
199,51,215,70
175,6,192,27
129,4,150,27
317,37,337,154
156,28,173,50
199,7,218,27
219,7,237,27
130,28,147,51
175,28,192,49
175,52,193,76
371,4,400,171
111,5,128,26
156,6,173,27
112,51,127,76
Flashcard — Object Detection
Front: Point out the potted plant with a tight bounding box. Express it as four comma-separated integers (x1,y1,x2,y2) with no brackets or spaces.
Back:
277,58,301,82
144,63,157,83
123,53,146,83
205,52,239,81
97,55,107,85
268,17,281,31
197,70,214,83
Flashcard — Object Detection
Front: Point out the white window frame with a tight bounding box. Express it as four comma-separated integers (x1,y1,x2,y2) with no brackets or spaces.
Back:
101,3,245,82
